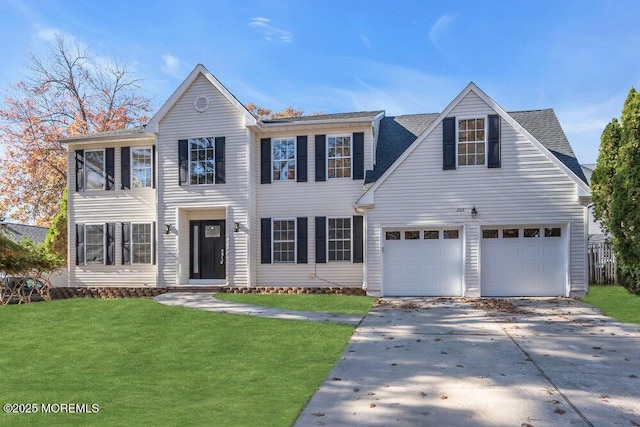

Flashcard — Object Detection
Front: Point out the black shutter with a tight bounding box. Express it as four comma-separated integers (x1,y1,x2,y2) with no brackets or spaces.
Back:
106,223,115,265
296,136,307,182
297,217,308,263
260,138,271,184
152,145,157,188
76,223,84,265
121,147,130,190
178,139,189,185
353,132,364,180
261,218,271,264
215,137,225,184
315,135,326,182
105,148,115,190
315,216,326,263
488,114,501,168
122,222,131,265
75,150,84,192
152,222,157,265
443,117,456,170
353,215,364,263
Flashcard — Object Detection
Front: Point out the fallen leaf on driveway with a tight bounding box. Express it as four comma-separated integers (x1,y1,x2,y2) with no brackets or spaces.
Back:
550,399,561,404
521,423,534,427
631,420,640,426
369,403,376,408
630,374,638,378
391,363,397,366
554,407,566,414
353,388,360,392
440,395,448,400
312,412,325,417
434,338,442,342
456,364,464,368
332,377,342,381
367,392,376,396
419,391,427,397
592,346,602,350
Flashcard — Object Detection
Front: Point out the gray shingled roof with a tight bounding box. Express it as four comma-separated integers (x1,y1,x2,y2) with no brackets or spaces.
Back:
365,109,588,184
262,110,384,124
0,222,49,244
365,114,438,183
62,126,147,142
580,163,597,184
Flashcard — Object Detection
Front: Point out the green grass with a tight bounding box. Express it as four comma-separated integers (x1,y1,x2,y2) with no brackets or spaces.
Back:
215,292,375,315
0,298,355,426
583,285,640,324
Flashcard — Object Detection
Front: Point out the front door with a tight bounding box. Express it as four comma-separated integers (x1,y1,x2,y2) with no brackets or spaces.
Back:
190,220,225,280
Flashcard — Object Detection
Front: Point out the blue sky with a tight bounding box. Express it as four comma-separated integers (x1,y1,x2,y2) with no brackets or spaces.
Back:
2,0,640,164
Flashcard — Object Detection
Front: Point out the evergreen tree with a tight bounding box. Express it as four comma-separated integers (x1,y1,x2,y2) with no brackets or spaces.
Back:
591,119,622,232
45,188,68,263
598,88,640,294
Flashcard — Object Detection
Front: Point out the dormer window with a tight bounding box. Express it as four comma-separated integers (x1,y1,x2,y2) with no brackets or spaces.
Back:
457,117,486,166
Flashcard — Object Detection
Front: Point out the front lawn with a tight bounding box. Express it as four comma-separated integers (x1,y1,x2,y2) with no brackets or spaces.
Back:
215,292,375,315
583,285,640,324
0,298,354,426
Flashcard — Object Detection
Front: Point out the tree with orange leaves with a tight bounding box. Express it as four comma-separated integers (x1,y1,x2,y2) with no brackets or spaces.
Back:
0,34,151,225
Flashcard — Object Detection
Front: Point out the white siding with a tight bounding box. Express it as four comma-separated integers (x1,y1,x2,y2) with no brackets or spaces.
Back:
366,91,587,296
67,137,157,287
156,74,250,286
252,126,371,287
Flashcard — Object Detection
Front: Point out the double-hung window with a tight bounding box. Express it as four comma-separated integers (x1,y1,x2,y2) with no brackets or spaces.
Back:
85,224,105,264
85,150,105,190
190,137,215,185
131,223,152,264
273,219,296,263
457,118,486,166
132,147,153,188
328,217,351,261
327,135,351,178
272,138,296,181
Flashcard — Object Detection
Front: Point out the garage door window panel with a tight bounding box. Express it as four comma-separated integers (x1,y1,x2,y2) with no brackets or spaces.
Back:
524,228,540,238
424,230,439,239
483,229,498,239
443,230,459,239
385,231,400,240
405,231,420,240
545,227,561,237
503,229,519,238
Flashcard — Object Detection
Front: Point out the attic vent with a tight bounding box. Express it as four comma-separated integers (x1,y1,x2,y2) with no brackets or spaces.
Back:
194,96,210,113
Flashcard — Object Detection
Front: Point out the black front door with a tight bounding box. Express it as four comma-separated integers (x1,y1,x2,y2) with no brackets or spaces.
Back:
190,220,225,279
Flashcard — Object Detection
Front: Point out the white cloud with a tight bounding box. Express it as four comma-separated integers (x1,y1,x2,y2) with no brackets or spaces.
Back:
360,32,372,49
428,14,454,56
249,17,292,43
161,53,185,79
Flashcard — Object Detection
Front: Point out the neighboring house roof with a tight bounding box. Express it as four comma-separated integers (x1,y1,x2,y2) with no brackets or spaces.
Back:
365,108,588,184
0,222,49,244
581,163,597,183
262,110,384,124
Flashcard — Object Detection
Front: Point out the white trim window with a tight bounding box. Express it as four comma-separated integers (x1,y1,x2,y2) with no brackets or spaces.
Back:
131,223,152,264
327,135,351,178
85,149,105,190
132,147,153,188
273,219,296,263
85,224,105,264
189,137,215,185
457,117,486,166
328,217,351,261
272,138,296,181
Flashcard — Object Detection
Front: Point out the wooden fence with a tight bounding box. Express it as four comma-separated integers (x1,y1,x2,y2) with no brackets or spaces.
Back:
588,241,617,285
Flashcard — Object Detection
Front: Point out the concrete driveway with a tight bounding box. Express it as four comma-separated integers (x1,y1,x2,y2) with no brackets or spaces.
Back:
295,298,640,426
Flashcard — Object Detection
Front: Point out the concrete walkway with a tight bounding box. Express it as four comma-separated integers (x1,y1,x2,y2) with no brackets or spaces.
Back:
153,292,364,326
295,298,640,427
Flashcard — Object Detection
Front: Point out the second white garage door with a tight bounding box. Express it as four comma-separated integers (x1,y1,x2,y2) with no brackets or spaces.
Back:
481,226,566,296
383,228,463,296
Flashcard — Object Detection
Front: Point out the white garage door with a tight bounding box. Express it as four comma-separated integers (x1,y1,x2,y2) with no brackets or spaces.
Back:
481,226,566,296
383,228,463,296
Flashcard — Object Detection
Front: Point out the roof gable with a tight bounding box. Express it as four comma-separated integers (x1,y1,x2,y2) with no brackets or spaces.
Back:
358,82,590,206
146,64,257,132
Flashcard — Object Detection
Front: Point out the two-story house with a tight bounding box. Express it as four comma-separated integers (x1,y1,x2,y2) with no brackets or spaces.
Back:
63,64,591,297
